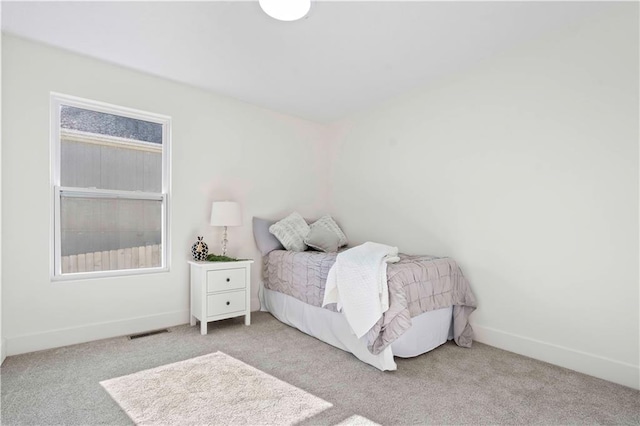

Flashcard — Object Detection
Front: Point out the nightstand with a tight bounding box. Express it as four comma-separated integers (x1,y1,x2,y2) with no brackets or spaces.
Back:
188,260,253,335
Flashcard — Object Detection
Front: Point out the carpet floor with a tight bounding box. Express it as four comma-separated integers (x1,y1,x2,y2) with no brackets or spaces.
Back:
1,311,638,425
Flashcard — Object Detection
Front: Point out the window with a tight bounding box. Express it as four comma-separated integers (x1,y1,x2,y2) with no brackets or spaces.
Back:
51,94,170,279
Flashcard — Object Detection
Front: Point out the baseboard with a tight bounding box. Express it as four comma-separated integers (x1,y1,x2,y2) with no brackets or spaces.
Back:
5,310,190,357
1,337,6,366
473,324,639,390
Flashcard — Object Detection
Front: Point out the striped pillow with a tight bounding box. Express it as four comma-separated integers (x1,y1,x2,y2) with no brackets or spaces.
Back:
269,212,310,252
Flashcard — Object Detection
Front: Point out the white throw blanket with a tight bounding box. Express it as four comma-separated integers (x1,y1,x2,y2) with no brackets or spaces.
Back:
322,242,400,338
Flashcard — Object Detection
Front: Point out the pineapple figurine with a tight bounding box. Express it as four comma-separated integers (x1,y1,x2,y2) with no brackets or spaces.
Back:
191,236,209,261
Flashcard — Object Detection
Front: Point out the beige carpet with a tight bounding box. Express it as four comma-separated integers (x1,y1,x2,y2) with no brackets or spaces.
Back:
100,351,332,425
4,313,637,425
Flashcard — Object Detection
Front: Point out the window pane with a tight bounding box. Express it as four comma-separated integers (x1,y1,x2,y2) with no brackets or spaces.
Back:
61,105,162,144
60,139,162,192
59,105,163,191
60,196,162,273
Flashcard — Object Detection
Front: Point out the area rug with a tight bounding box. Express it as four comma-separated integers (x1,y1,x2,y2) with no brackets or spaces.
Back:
100,351,332,425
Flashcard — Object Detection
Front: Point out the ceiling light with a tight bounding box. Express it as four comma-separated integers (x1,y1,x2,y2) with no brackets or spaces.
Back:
259,0,311,22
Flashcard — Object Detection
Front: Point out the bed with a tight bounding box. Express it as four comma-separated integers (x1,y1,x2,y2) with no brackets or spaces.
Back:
259,248,477,371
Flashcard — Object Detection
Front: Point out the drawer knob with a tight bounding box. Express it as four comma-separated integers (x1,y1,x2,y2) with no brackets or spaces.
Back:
226,278,231,282
226,301,230,306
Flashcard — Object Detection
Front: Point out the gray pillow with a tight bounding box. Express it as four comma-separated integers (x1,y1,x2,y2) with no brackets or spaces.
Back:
252,217,284,256
269,212,310,252
304,226,340,253
308,215,348,247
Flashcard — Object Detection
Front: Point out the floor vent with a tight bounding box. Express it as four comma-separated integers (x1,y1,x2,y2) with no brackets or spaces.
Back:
128,329,170,340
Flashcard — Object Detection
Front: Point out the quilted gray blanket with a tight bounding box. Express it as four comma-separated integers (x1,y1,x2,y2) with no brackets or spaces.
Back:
263,250,477,355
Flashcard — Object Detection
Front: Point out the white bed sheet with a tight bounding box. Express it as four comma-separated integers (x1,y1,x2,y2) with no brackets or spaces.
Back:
261,287,453,371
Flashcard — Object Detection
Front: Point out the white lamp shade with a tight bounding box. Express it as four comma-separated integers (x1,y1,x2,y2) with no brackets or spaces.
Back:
210,201,242,227
259,0,311,21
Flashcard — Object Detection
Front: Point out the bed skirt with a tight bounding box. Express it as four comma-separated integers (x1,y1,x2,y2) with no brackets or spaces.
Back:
261,287,453,371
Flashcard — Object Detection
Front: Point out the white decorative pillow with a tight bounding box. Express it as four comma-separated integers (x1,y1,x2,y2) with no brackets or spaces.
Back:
304,226,340,253
269,212,310,252
309,215,348,247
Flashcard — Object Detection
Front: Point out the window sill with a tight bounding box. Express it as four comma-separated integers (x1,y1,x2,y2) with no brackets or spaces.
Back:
51,266,170,282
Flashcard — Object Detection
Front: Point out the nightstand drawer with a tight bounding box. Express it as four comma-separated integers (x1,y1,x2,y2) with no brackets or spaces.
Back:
207,290,246,316
207,268,246,292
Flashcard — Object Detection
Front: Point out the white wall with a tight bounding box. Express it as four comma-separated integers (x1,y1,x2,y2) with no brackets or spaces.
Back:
1,35,329,356
0,19,4,365
329,9,639,388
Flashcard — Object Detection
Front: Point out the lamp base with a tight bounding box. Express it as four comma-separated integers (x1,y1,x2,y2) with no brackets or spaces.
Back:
221,226,228,257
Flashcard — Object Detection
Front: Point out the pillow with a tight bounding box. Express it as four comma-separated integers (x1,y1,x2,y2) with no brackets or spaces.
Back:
252,217,285,256
304,226,340,253
269,212,310,252
309,215,348,247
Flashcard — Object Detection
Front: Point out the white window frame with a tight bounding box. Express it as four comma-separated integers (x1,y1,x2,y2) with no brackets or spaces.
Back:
50,93,171,281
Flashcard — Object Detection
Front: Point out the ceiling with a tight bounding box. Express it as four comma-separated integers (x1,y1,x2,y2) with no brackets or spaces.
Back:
1,1,617,123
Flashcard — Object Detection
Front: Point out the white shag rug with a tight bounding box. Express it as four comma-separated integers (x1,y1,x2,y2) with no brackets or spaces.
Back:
100,351,333,425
